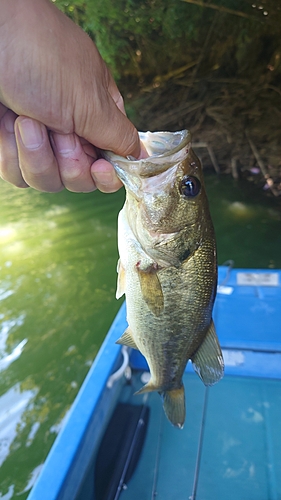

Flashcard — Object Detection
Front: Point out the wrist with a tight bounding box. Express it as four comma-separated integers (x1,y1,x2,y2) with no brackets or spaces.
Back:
0,0,51,31
0,0,55,107
0,0,27,25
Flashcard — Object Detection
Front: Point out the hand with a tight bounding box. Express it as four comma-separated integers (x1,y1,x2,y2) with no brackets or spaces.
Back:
0,0,142,193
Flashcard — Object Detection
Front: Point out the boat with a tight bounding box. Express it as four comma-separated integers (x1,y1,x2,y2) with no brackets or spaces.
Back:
27,265,281,500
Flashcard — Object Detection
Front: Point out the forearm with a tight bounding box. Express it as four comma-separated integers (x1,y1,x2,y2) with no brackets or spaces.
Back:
0,0,54,105
0,0,53,38
0,0,52,23
0,0,79,123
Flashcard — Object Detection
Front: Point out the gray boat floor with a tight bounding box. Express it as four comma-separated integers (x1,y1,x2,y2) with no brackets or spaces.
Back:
118,371,281,500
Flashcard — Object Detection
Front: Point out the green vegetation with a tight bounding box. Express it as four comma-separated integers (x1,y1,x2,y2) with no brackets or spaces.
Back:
54,0,281,196
54,0,281,83
54,0,203,79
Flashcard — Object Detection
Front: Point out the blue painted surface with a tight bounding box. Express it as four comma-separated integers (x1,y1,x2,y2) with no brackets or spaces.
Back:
195,376,281,500
216,266,281,352
27,267,281,500
119,375,281,500
130,266,281,378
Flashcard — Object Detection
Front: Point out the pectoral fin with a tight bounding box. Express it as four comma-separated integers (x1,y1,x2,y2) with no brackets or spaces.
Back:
137,269,164,316
116,326,138,350
191,320,224,386
116,259,126,299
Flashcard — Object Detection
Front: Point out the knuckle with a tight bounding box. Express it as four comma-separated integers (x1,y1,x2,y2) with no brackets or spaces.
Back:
59,162,84,181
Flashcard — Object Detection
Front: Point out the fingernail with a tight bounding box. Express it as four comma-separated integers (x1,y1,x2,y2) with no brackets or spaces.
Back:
52,133,76,154
92,170,116,185
18,119,44,149
138,141,149,159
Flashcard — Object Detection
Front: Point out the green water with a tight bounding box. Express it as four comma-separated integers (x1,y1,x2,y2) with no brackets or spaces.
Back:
0,174,280,498
205,173,281,269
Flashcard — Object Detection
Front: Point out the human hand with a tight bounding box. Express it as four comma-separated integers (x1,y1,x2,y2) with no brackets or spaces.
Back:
0,0,144,193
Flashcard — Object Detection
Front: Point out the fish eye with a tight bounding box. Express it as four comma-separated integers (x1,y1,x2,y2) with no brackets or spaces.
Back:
180,176,201,198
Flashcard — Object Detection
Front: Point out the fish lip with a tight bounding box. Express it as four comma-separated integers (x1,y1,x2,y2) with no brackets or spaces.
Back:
102,130,191,178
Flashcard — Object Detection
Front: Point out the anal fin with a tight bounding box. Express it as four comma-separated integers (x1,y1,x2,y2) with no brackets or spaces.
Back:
116,326,138,350
134,379,158,395
191,320,224,386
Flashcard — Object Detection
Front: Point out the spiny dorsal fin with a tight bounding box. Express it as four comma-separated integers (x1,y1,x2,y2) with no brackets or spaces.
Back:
191,320,224,386
116,326,138,350
137,269,164,316
116,259,126,299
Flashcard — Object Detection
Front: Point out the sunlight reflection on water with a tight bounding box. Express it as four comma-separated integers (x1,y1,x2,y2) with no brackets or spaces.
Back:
0,384,37,467
0,181,123,498
0,339,28,373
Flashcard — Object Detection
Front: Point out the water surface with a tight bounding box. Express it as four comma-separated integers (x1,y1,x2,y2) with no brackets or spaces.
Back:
0,174,280,498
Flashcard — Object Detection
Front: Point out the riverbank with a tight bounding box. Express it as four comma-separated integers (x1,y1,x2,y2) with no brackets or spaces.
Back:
123,76,281,198
54,0,281,198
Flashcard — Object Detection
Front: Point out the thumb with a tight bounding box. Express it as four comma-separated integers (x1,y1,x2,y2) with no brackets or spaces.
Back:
103,93,141,159
80,64,141,159
93,92,149,160
86,96,141,159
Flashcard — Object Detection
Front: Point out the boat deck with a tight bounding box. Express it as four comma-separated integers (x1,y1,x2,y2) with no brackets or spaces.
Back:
27,267,281,500
107,371,281,500
90,266,281,500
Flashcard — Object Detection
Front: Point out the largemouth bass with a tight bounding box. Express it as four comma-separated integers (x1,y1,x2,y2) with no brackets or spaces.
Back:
104,130,224,428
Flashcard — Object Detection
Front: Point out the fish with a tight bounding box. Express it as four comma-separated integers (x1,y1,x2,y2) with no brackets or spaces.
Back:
104,130,224,428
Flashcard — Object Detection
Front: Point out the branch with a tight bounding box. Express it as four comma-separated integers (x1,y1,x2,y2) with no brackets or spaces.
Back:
181,0,265,22
246,132,279,196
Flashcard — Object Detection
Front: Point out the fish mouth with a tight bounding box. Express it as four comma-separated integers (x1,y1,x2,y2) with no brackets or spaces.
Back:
103,130,191,179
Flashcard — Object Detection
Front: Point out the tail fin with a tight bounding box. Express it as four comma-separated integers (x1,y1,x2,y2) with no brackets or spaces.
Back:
162,386,185,429
135,381,186,429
